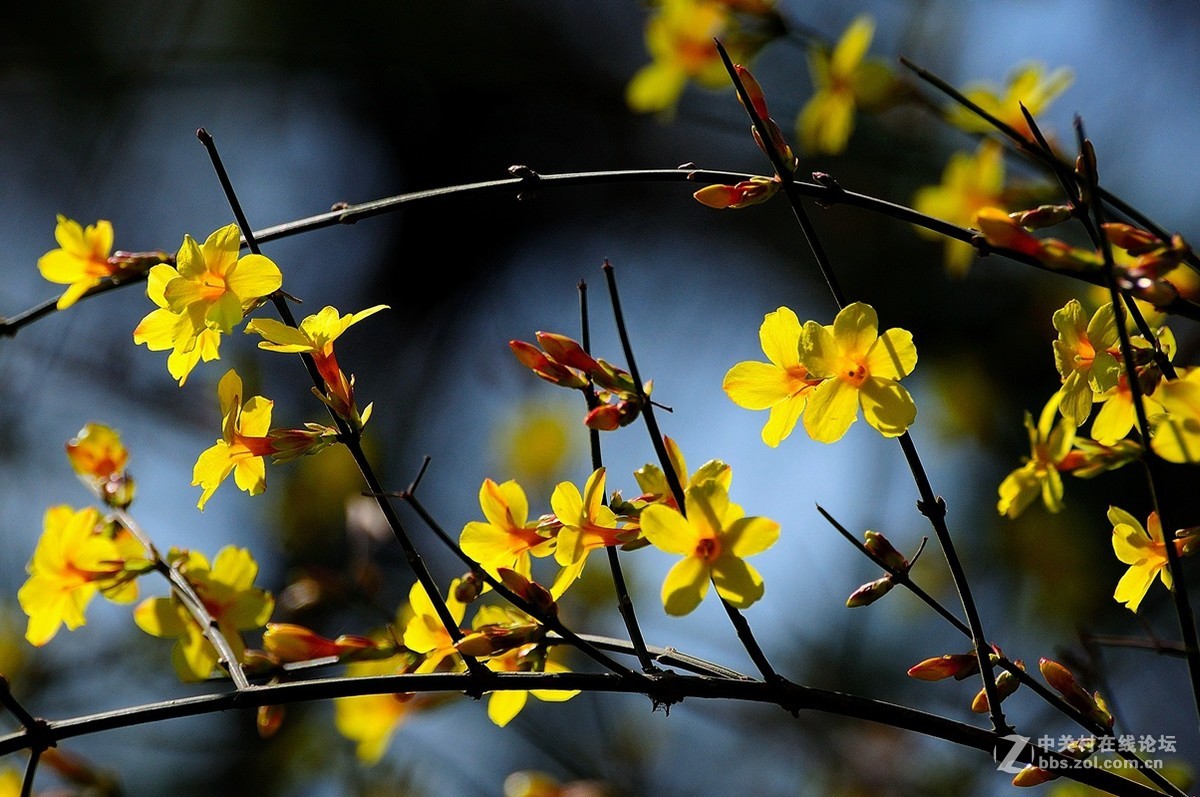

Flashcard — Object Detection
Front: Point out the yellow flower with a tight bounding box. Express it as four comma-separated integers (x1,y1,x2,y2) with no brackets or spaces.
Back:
912,141,1007,277
1110,507,1192,613
245,304,387,430
947,61,1073,140
1051,300,1121,427
798,302,918,443
37,215,115,309
133,546,274,681
723,306,825,447
997,393,1075,518
796,14,896,155
164,223,282,338
1150,367,1200,463
333,653,421,764
549,468,629,596
626,0,735,115
244,304,387,358
640,480,779,615
460,478,556,583
133,263,223,386
18,506,144,646
403,580,466,674
192,369,275,510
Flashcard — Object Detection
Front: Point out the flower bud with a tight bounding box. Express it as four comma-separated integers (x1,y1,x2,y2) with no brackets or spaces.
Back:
971,662,1022,713
262,623,381,663
509,340,589,389
1104,222,1162,256
1010,204,1073,230
257,704,286,739
735,64,770,121
1039,657,1112,727
863,531,908,571
693,178,779,210
1012,765,1054,787
535,332,600,374
498,568,557,617
975,207,1043,258
455,571,485,604
845,576,894,607
907,653,979,681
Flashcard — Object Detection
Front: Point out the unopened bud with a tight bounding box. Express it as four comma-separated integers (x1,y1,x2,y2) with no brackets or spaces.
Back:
907,653,980,681
257,704,286,739
1104,222,1162,255
1012,765,1055,787
971,662,1022,713
693,177,779,210
1039,657,1111,726
535,332,600,373
509,340,589,389
584,399,642,431
863,531,908,571
1011,204,1073,230
975,207,1043,258
734,64,770,121
845,576,894,607
498,568,557,617
455,571,485,604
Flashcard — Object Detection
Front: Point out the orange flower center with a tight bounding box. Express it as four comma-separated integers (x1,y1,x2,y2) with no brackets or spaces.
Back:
838,360,869,387
199,274,228,301
695,536,721,563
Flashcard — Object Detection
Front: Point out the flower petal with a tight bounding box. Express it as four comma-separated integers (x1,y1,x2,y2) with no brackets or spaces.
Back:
661,555,710,616
711,556,765,609
803,377,859,443
859,377,917,437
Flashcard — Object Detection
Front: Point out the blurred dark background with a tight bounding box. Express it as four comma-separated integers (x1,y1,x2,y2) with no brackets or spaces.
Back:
1,1,1199,795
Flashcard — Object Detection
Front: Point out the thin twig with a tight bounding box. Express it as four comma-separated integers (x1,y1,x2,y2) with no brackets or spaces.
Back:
715,40,1006,731
601,258,782,685
1075,119,1200,732
577,280,658,674
195,127,487,681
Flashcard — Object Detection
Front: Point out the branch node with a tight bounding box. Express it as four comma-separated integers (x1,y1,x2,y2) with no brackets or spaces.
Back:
916,496,947,521
508,164,541,201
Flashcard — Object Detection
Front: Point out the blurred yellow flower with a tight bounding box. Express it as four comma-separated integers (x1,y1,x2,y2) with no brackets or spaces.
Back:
797,14,896,154
133,546,274,681
627,0,734,115
912,140,1006,276
947,61,1072,141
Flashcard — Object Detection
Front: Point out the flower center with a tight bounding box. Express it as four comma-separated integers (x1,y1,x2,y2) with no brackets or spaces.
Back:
839,360,869,387
199,274,228,301
695,536,721,564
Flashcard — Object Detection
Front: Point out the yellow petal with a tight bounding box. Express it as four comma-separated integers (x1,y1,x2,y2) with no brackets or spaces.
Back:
865,328,916,380
725,516,780,558
245,318,311,352
711,556,765,609
487,690,528,727
723,361,796,411
759,307,802,369
640,504,698,556
831,14,874,77
226,254,283,302
1114,561,1158,613
761,394,806,447
661,555,710,616
803,377,859,443
859,378,917,438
